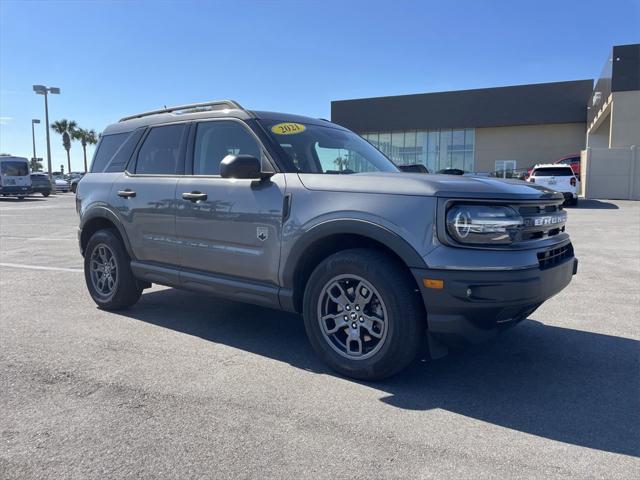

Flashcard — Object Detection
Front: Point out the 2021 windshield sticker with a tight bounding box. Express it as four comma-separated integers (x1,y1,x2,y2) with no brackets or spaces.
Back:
271,122,306,135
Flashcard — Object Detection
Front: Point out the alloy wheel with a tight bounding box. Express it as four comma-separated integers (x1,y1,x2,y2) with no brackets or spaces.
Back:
89,243,118,298
317,274,388,360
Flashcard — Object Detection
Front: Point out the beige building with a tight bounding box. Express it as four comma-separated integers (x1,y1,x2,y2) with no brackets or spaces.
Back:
331,80,593,176
332,44,639,198
582,44,640,200
475,123,586,174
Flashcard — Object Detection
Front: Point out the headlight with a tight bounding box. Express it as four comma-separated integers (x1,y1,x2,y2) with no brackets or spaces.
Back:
446,204,523,245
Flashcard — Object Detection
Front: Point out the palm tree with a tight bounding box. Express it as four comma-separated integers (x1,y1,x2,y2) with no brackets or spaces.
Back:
73,128,99,173
29,158,43,172
51,119,77,174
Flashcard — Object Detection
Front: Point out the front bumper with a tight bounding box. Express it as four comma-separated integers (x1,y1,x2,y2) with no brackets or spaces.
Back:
411,255,577,346
0,185,32,195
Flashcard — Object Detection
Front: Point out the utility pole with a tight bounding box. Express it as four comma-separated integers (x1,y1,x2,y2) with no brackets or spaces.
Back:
33,85,60,180
31,118,40,161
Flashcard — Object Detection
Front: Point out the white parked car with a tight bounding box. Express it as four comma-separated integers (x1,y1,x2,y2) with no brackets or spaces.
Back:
53,177,70,193
527,164,579,206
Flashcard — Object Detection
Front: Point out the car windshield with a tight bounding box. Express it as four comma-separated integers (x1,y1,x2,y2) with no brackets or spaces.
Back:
1,161,29,176
533,167,574,176
260,120,399,174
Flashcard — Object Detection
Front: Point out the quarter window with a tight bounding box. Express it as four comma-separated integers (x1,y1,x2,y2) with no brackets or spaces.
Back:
193,121,260,175
91,133,129,173
135,124,186,175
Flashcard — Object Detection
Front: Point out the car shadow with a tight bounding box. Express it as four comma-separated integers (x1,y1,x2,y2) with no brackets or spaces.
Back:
575,199,619,209
115,288,639,457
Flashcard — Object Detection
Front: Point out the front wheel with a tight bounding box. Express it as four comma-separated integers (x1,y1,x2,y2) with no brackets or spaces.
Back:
42,191,50,197
303,249,425,380
84,229,141,310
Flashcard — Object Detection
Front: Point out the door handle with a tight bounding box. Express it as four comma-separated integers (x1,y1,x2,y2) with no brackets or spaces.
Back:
182,191,207,202
117,189,136,198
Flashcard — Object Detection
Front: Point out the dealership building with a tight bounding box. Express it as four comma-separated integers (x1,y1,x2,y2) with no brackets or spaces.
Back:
331,43,639,198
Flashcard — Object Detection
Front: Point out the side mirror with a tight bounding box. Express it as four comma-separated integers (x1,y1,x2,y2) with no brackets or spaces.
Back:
220,154,270,180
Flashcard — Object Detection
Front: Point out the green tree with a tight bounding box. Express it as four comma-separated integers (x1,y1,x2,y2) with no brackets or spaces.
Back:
29,158,43,172
51,119,77,174
72,128,99,173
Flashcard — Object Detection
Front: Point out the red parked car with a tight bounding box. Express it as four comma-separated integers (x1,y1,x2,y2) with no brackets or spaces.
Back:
554,154,581,177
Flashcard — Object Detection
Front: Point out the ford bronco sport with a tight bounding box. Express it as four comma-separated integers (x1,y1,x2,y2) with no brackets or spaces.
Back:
77,100,578,380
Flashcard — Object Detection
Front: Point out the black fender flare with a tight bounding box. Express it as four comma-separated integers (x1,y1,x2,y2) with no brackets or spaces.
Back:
279,218,426,311
80,206,135,259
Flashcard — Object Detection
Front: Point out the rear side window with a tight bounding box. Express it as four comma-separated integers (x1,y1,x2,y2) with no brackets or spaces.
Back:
533,167,574,176
91,133,129,173
193,121,260,175
135,124,187,175
105,129,144,172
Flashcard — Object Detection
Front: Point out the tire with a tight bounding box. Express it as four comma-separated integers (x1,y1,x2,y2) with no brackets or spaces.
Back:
303,249,425,380
71,184,77,193
42,191,50,197
84,228,141,310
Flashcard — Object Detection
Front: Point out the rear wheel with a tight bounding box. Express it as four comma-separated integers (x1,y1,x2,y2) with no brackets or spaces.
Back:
42,191,50,197
84,229,141,310
303,249,425,380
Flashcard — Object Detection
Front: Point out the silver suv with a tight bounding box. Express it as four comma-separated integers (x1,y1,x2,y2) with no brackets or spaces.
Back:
77,100,578,380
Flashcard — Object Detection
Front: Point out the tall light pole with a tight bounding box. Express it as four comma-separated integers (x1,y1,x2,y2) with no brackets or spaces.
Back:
31,119,40,164
32,85,60,179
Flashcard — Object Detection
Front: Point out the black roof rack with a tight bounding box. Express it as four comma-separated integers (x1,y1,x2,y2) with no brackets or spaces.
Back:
119,100,245,122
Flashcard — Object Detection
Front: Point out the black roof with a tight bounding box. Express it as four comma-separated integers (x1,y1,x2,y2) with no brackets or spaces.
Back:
331,80,594,132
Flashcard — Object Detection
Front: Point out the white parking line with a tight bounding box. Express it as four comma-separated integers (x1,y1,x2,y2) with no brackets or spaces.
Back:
0,235,76,241
0,262,83,273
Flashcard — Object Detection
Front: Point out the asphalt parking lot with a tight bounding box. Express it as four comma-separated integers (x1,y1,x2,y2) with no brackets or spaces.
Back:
1,194,638,479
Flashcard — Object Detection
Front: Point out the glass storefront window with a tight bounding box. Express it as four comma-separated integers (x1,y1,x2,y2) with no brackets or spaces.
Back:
361,127,475,172
390,132,404,164
378,133,391,158
464,129,475,150
416,131,427,166
403,131,417,165
451,129,465,152
439,130,452,171
450,152,465,170
427,131,439,172
367,132,379,148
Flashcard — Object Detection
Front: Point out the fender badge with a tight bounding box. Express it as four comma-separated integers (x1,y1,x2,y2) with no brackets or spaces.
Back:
257,227,268,241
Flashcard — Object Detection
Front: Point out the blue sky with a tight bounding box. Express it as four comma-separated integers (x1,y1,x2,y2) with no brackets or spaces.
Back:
0,0,638,172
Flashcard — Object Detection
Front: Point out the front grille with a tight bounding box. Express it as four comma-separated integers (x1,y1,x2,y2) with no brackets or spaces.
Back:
519,204,561,215
537,243,574,270
518,203,567,242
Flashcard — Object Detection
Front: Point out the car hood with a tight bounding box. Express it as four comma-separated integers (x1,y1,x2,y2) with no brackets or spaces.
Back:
297,172,562,200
